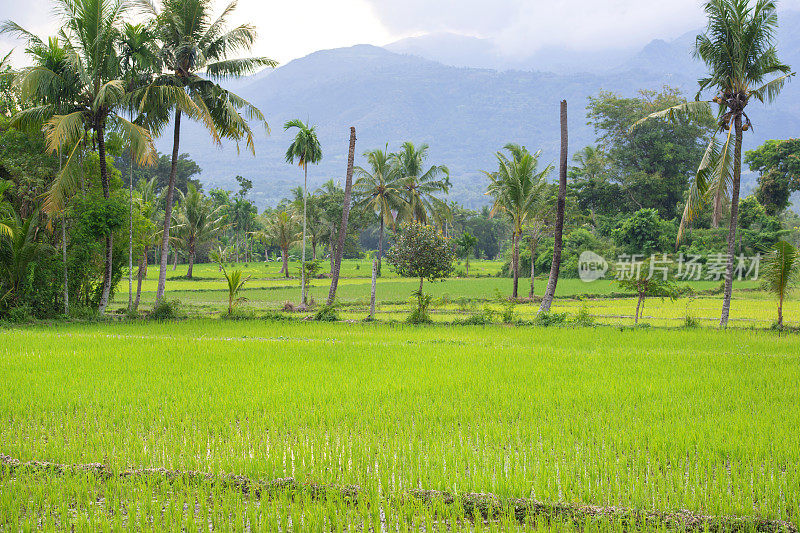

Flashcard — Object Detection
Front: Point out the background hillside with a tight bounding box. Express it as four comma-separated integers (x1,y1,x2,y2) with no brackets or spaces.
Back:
160,10,800,209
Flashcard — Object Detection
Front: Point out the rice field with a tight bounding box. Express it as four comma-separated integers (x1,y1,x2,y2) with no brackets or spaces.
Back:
3,260,799,530
1,320,799,530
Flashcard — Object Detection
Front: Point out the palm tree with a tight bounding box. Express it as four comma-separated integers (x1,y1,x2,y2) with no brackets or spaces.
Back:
3,0,158,314
393,142,450,224
258,211,299,279
326,127,357,306
284,119,322,306
138,0,277,304
634,0,793,328
485,144,552,299
0,211,50,308
763,240,798,328
132,176,159,312
1,34,82,315
354,145,405,276
120,21,159,311
540,100,568,314
174,184,224,279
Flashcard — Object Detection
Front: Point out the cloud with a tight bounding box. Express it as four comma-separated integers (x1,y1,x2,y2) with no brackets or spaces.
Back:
367,0,800,55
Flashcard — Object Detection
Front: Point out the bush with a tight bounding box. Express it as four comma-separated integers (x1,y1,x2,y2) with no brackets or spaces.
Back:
571,305,595,326
535,311,568,327
456,306,497,325
6,304,34,323
314,304,339,322
406,291,433,325
149,299,181,320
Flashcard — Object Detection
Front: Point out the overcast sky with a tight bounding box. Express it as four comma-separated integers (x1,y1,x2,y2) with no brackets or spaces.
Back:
3,0,800,66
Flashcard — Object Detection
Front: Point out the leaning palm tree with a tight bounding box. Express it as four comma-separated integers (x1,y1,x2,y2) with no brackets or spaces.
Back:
284,119,322,306
485,144,552,300
763,240,798,328
633,0,793,328
393,142,450,224
3,0,158,314
137,0,277,304
354,145,405,276
174,184,225,279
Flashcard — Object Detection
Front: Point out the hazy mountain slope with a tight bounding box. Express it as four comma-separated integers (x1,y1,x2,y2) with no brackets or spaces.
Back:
161,12,800,209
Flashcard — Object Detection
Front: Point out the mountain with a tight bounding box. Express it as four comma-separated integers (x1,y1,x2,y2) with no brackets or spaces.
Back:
159,11,800,209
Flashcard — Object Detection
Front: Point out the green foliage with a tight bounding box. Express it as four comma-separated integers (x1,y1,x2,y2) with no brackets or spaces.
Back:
612,209,676,255
406,289,433,325
386,223,455,284
535,311,568,327
313,303,339,322
149,299,181,320
746,139,800,215
762,240,798,327
572,305,595,326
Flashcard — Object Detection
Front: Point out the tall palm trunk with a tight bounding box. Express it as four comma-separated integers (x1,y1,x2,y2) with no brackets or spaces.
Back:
128,154,134,311
301,163,308,306
720,114,743,328
97,122,113,314
529,243,536,299
156,109,182,303
511,232,520,299
59,149,69,315
282,247,289,278
377,216,384,277
327,127,356,305
540,100,568,314
133,250,146,312
187,237,195,279
172,247,178,270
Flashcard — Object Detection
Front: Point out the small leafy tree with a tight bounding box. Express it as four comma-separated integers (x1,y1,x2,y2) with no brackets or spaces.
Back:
763,240,798,328
386,222,455,323
454,232,478,277
616,261,679,325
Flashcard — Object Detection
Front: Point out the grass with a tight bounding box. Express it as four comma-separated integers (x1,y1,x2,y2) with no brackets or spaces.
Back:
1,320,799,529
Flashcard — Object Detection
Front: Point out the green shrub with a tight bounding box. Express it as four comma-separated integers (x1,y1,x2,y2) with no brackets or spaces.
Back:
535,311,568,327
149,299,181,320
572,305,595,326
314,304,339,322
406,291,433,325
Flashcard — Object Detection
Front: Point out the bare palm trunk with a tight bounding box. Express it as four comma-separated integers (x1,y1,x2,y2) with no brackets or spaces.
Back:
312,237,317,261
540,100,568,314
720,115,742,328
369,259,377,319
133,250,146,313
128,154,133,312
187,238,195,279
62,220,69,314
172,247,178,270
282,248,289,278
301,164,308,306
377,216,384,277
97,123,113,314
59,150,69,315
327,127,356,305
529,244,536,299
156,109,182,303
511,232,520,300
635,293,643,325
778,293,784,328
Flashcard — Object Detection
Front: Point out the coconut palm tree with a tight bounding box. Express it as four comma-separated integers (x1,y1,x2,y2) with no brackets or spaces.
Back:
485,144,552,299
634,0,793,328
393,142,450,224
284,118,322,306
137,0,277,304
120,21,159,310
131,176,160,312
354,145,405,276
174,184,224,279
258,210,299,279
0,211,50,308
3,0,158,314
763,240,798,328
